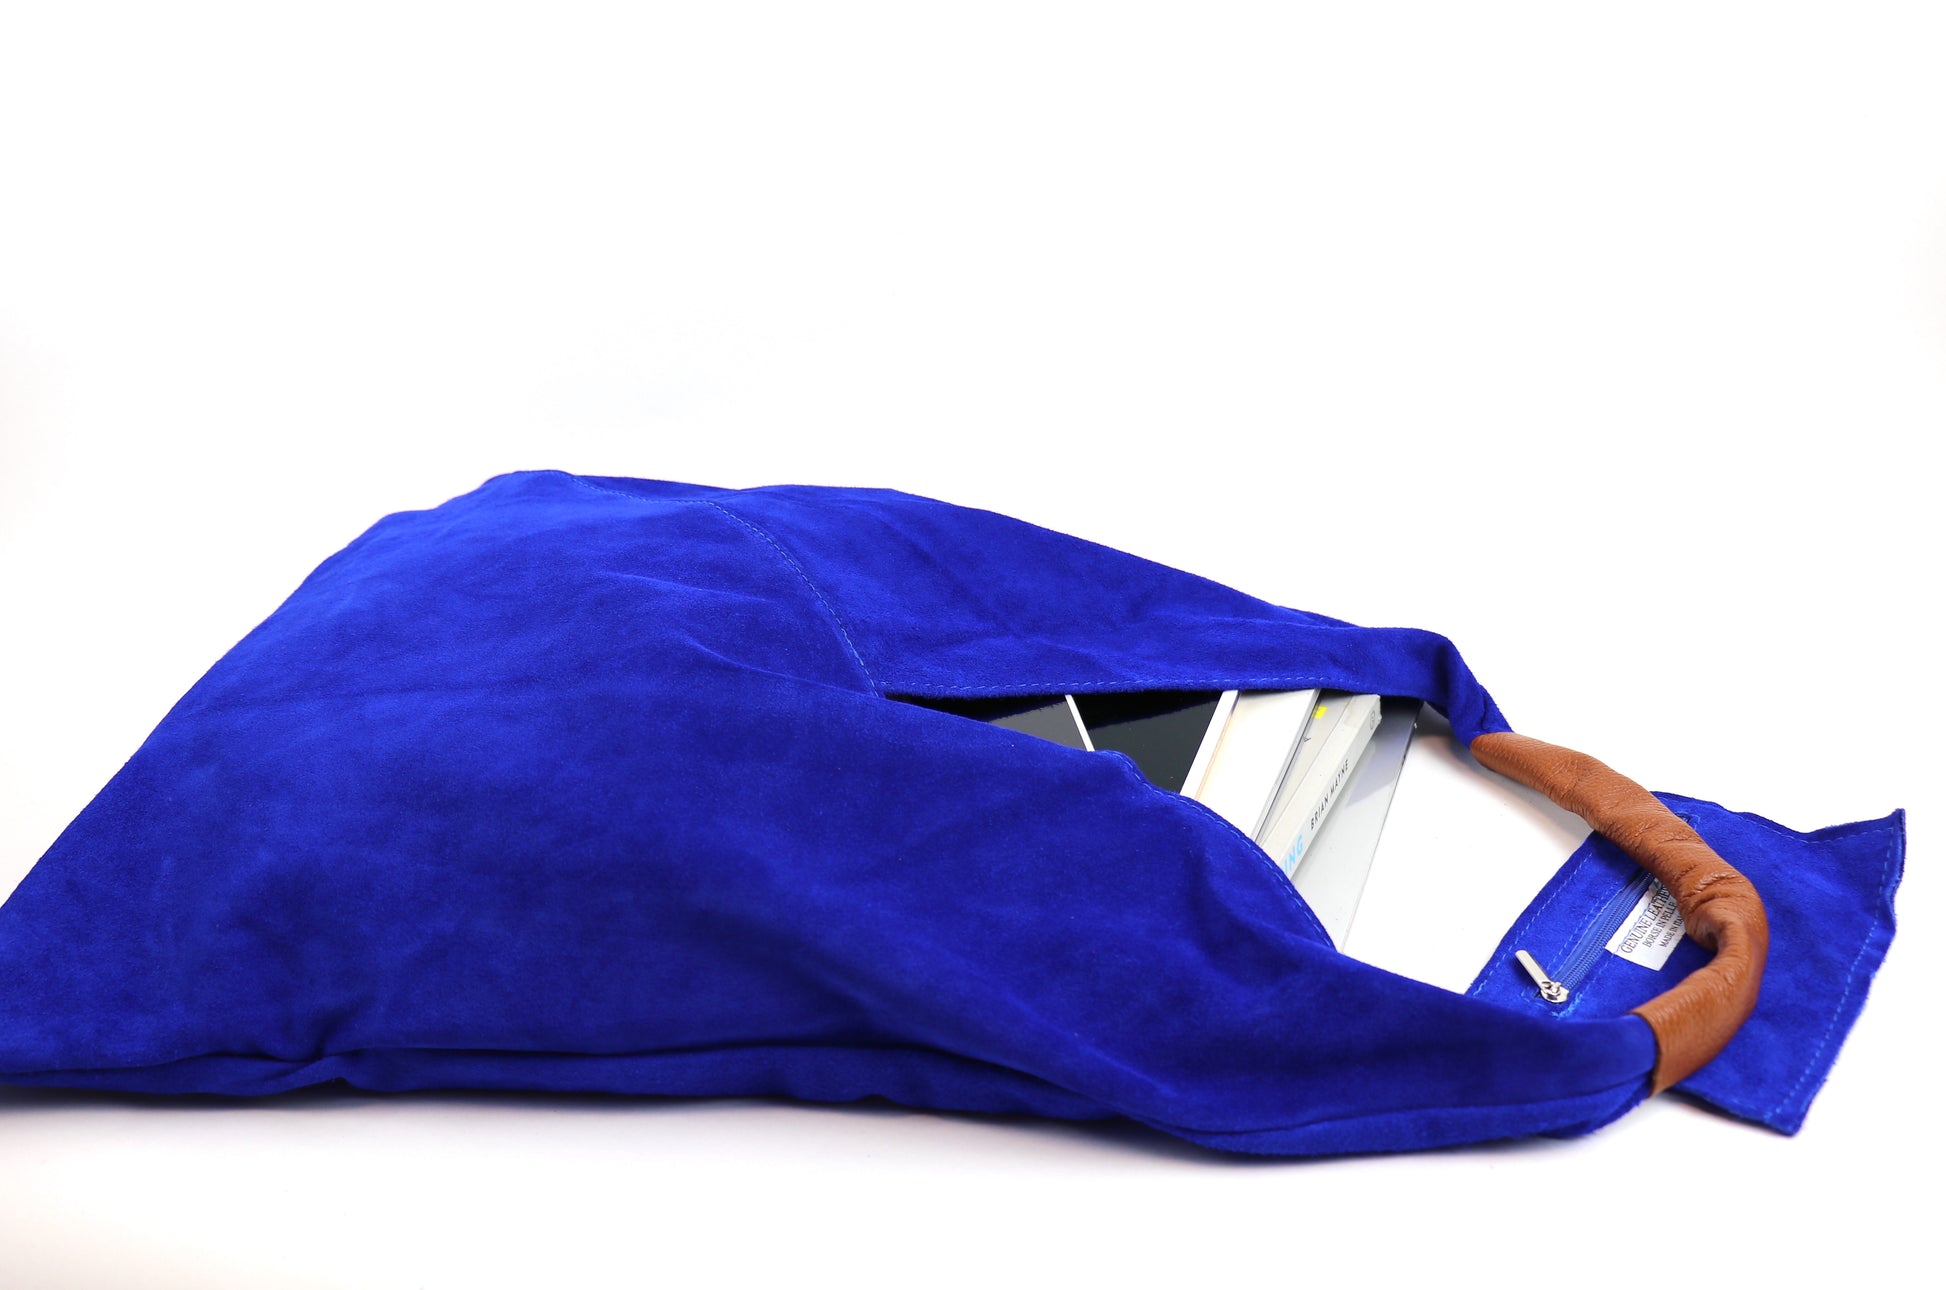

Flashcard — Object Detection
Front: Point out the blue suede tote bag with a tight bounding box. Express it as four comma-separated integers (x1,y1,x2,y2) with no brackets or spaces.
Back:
0,472,1904,1155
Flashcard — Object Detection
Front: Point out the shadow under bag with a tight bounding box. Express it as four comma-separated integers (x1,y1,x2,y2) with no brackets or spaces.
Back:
0,472,1904,1154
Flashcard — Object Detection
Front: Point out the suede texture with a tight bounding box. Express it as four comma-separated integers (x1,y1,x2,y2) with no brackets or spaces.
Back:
0,471,1901,1155
1470,800,1904,1134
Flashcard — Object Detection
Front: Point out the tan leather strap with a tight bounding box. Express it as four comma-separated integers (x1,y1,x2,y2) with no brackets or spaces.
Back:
1470,731,1768,1092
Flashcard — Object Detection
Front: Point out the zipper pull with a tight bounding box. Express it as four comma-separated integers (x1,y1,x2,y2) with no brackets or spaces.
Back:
1514,950,1570,1004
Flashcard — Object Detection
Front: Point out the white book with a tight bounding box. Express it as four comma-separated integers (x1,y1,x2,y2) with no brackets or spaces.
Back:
1190,688,1318,838
1253,692,1346,848
1290,699,1421,946
1257,692,1383,877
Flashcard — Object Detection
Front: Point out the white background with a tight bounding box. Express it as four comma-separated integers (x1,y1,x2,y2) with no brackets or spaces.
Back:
1,4,1937,1286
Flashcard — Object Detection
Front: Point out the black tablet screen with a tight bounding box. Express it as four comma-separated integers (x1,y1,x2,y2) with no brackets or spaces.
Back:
1073,691,1222,793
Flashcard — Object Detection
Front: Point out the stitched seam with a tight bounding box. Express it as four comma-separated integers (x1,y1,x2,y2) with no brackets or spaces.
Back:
1764,826,1901,1121
699,499,878,693
899,676,1352,693
1660,796,1900,846
1761,932,1876,1120
897,678,1503,738
1728,817,1891,848
1141,1071,1651,1143
549,474,878,693
556,473,691,507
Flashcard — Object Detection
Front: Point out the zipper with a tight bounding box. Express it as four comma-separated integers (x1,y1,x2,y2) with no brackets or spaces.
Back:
1515,869,1658,1006
1513,950,1570,1003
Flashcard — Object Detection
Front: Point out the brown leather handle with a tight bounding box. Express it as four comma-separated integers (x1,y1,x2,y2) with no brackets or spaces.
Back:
1470,731,1768,1092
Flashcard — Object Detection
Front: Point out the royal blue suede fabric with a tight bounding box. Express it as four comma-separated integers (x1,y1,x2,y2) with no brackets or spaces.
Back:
0,471,1904,1155
1470,800,1904,1134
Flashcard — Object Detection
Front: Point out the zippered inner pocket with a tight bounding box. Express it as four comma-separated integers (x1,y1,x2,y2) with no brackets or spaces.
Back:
1507,813,1698,1007
1514,869,1661,1004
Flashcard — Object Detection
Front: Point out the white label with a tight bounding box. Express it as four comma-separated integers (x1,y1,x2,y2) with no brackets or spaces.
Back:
1604,879,1687,971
